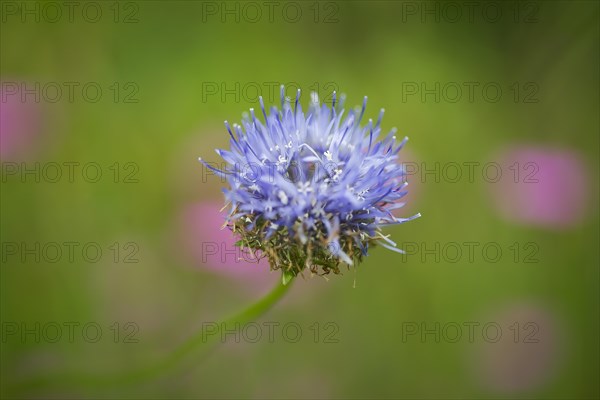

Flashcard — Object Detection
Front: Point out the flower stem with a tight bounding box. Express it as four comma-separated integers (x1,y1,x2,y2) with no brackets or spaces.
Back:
11,276,294,392
131,274,294,383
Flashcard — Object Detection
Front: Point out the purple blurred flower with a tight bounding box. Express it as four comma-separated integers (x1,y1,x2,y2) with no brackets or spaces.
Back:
0,80,43,160
179,201,275,286
489,146,590,229
200,87,419,277
472,302,560,393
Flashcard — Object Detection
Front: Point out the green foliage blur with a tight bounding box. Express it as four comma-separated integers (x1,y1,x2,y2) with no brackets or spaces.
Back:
1,1,598,398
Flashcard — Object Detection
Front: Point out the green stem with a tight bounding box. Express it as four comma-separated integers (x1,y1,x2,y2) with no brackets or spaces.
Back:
11,276,294,392
130,274,294,383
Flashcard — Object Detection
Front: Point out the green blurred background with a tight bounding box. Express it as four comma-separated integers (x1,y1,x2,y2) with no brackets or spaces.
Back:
1,1,598,398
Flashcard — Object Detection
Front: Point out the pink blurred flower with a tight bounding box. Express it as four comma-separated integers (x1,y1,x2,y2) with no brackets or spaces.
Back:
489,146,590,229
252,371,332,399
471,302,561,394
178,201,277,289
0,80,43,160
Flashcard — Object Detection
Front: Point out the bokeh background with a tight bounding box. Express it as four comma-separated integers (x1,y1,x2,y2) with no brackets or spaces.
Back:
1,1,598,398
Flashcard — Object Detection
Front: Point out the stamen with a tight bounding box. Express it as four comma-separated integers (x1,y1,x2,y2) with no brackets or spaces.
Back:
294,88,301,116
259,96,268,122
356,96,367,127
375,108,385,129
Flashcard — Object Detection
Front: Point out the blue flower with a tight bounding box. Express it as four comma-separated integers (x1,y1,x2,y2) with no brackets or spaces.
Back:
200,86,420,277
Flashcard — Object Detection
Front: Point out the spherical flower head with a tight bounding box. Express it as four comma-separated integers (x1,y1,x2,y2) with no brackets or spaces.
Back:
200,86,420,280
